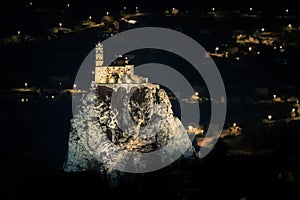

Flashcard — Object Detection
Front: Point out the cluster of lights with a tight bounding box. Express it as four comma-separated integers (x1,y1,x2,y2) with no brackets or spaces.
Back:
45,95,55,99
187,125,204,135
21,98,29,103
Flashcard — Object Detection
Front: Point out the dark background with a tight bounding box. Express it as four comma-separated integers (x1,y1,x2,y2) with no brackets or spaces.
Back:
1,1,300,199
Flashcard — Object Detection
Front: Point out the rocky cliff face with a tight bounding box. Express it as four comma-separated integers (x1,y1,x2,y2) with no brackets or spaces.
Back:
64,82,195,174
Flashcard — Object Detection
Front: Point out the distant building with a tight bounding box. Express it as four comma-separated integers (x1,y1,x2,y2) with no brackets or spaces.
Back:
94,42,148,84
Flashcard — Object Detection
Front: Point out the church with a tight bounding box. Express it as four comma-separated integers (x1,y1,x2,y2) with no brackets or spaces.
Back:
94,42,148,84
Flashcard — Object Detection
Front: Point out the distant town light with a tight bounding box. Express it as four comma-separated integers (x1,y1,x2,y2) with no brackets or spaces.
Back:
288,24,292,28
106,11,109,15
21,98,25,103
67,3,70,8
279,45,283,49
123,6,126,10
128,19,137,24
249,7,253,11
136,6,138,10
273,94,276,99
212,7,215,12
24,82,28,89
268,115,272,120
274,46,277,50
233,122,237,127
195,92,199,96
257,51,261,55
248,47,252,51
285,9,289,13
59,22,62,28
73,84,77,90
17,31,20,35
188,125,193,130
89,16,92,20
51,95,55,99
29,2,32,6
215,46,219,53
261,28,265,32
235,56,240,60
292,108,296,113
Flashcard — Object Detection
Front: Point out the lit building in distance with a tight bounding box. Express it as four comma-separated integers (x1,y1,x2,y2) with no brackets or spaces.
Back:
94,42,148,84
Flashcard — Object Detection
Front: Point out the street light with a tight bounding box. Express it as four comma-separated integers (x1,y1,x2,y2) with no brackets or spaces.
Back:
67,3,70,8
106,11,109,15
285,9,289,13
249,7,253,11
73,84,77,91
195,92,199,96
212,7,215,12
261,27,265,32
17,30,21,35
59,22,62,29
292,108,296,113
268,115,272,121
24,82,28,90
89,16,92,20
215,46,219,54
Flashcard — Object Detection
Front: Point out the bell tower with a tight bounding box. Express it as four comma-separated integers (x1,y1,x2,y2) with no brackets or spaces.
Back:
95,42,103,67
